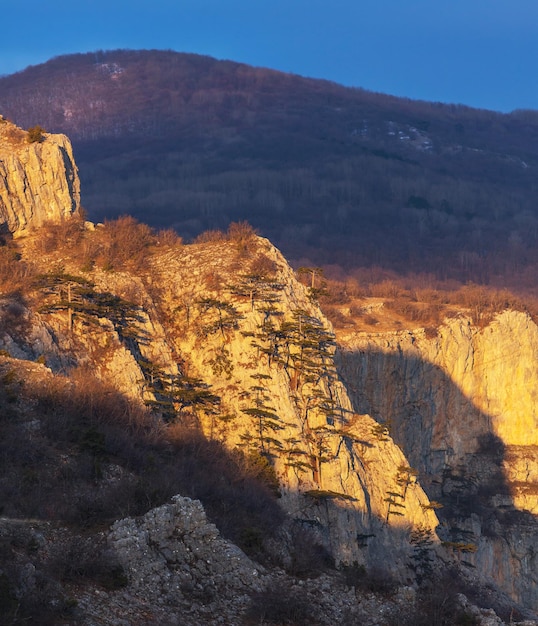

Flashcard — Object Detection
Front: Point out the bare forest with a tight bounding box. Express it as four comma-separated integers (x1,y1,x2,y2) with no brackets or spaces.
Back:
2,49,538,297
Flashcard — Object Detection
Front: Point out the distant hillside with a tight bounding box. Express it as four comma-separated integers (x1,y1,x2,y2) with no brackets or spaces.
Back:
2,49,538,286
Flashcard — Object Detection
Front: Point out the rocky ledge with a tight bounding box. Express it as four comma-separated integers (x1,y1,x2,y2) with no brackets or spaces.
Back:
0,116,80,235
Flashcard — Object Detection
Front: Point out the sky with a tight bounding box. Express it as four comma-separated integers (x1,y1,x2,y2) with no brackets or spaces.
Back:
1,0,537,113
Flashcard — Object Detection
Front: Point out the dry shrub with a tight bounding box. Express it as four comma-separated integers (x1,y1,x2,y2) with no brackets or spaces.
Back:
99,215,156,270
0,245,35,293
385,299,442,326
27,125,46,143
47,535,127,589
1,124,25,145
39,214,157,272
156,227,183,247
249,253,277,278
194,228,226,243
447,283,528,327
368,279,403,298
31,215,86,255
320,279,351,305
322,305,349,328
227,220,258,255
227,220,258,243
346,279,363,298
411,287,445,303
33,369,154,436
331,271,535,331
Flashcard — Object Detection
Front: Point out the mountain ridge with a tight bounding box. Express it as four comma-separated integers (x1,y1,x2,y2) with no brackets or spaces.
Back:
1,49,538,287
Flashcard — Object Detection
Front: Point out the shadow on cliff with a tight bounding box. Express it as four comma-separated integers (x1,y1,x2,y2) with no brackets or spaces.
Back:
2,349,534,620
335,346,537,546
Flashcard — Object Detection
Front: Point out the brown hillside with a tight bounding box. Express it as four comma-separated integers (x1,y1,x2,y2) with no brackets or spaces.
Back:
1,50,538,289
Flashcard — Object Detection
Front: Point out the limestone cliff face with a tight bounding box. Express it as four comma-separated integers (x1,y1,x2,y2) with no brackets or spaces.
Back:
5,235,438,577
337,312,538,497
337,311,538,608
0,118,79,235
141,239,438,570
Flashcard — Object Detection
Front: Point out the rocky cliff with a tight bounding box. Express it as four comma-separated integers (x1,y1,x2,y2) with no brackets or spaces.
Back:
0,116,79,235
337,311,538,609
5,234,438,571
0,121,534,623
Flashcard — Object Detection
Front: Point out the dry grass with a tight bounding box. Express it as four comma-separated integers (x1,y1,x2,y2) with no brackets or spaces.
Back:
0,117,26,148
0,363,285,561
320,272,537,334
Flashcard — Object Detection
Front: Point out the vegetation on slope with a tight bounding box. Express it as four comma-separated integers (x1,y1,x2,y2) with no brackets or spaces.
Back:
0,220,345,623
315,269,538,334
0,216,530,623
2,50,538,288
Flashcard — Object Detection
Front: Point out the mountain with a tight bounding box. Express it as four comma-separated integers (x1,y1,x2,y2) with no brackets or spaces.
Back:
1,121,536,623
1,50,538,288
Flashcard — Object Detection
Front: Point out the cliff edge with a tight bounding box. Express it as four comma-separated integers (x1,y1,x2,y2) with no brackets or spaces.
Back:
0,117,80,235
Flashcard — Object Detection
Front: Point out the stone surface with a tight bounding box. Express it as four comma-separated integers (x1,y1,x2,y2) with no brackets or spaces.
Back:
337,311,538,610
9,234,440,573
1,125,536,620
141,239,439,571
0,117,79,235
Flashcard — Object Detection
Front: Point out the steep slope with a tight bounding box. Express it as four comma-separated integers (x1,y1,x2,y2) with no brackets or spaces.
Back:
142,236,440,567
337,311,538,609
0,117,79,235
7,228,438,570
0,121,533,622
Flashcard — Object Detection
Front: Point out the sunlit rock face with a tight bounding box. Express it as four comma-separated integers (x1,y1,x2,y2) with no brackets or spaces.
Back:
139,239,439,572
2,118,536,620
0,117,79,235
337,311,538,608
7,227,438,575
336,311,538,493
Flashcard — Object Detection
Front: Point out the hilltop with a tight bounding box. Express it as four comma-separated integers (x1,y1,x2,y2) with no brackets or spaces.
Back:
1,50,538,288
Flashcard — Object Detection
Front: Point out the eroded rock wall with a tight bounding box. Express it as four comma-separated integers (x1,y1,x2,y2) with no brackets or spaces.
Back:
0,118,79,235
337,312,538,494
5,235,439,576
143,239,438,571
337,311,538,608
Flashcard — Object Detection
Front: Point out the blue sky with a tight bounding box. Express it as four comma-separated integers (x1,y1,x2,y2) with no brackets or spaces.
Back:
1,0,537,113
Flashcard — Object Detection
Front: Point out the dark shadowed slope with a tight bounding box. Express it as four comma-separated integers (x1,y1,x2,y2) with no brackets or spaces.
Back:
2,49,538,283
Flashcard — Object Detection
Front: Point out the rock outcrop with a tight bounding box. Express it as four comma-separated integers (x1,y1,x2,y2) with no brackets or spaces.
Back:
0,117,79,235
337,311,538,609
138,239,439,571
8,236,438,573
1,124,536,620
107,495,262,624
